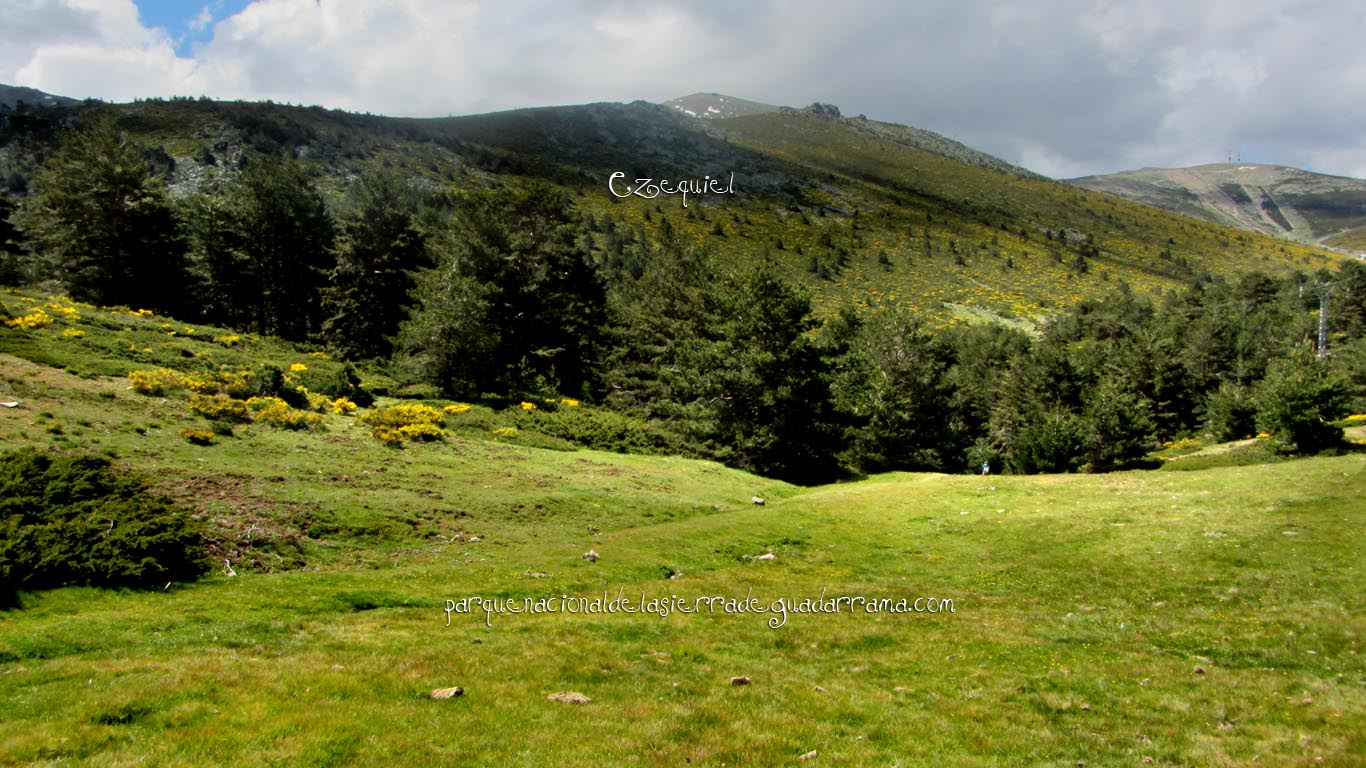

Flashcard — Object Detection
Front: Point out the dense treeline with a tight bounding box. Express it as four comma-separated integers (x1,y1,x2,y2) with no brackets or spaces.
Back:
2,113,1363,483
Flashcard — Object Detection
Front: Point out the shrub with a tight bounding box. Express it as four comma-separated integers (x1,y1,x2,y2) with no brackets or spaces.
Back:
1205,382,1257,442
309,363,375,408
360,404,446,444
515,406,673,454
1254,345,1350,453
239,365,308,409
127,368,185,396
179,428,215,446
246,397,325,431
5,308,52,329
0,450,208,606
188,394,251,423
1008,410,1086,474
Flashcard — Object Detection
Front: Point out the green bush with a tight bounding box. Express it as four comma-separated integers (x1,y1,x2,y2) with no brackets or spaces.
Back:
1205,382,1258,442
1254,345,1350,453
0,450,209,607
1008,410,1086,474
515,406,674,454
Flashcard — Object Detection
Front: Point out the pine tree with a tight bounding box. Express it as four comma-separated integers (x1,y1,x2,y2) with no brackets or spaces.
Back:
704,265,846,484
181,177,250,328
322,173,428,359
232,155,335,340
603,220,718,422
20,111,189,313
398,185,607,397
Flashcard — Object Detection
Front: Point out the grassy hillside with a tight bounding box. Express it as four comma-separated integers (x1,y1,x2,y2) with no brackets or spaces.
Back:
2,285,1364,766
1,97,1348,328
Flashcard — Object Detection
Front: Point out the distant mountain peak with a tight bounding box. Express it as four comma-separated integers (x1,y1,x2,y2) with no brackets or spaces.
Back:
0,83,80,109
1067,163,1366,254
663,93,779,120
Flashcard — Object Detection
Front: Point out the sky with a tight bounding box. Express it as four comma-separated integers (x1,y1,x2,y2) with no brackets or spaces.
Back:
2,0,1363,180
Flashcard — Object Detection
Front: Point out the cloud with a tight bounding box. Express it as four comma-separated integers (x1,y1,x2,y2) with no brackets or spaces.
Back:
188,5,213,33
0,0,1362,178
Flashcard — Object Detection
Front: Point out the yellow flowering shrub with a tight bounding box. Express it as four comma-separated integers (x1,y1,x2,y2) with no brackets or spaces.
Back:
128,368,185,395
331,397,358,415
188,394,252,423
360,404,446,445
491,426,520,437
398,423,444,441
179,428,215,446
247,397,324,431
370,426,405,447
183,375,219,394
289,363,308,373
6,308,52,329
519,401,538,411
218,369,254,399
62,328,86,339
560,398,581,407
444,403,472,414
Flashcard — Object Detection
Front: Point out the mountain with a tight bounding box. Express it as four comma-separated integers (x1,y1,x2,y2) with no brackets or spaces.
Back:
1067,163,1366,256
0,84,80,109
664,92,779,120
0,92,1347,326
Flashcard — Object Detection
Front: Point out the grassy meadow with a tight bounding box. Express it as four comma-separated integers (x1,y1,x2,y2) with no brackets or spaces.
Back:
1,289,1364,766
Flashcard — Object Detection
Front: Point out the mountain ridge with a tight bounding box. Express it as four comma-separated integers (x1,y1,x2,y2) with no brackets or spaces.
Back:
1068,163,1366,256
0,84,1347,326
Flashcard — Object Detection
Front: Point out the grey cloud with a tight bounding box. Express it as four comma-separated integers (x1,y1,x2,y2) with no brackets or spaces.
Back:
1,0,1362,178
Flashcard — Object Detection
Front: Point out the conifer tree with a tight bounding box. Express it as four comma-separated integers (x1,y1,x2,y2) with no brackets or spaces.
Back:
322,173,428,359
21,111,189,313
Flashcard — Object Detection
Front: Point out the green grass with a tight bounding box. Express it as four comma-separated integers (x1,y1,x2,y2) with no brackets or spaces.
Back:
2,290,1363,766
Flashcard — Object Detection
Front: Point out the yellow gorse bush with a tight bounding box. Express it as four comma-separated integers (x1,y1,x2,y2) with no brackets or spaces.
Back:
444,403,472,414
188,394,252,423
360,404,446,445
61,328,85,338
183,375,219,394
179,428,215,446
519,401,538,411
6,308,52,329
128,368,186,395
246,397,324,431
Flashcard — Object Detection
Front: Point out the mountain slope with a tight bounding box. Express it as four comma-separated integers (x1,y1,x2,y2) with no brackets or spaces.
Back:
0,84,79,109
0,91,1348,326
1068,163,1366,255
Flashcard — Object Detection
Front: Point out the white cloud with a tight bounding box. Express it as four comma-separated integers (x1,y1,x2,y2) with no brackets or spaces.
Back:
188,5,213,33
0,0,1362,178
